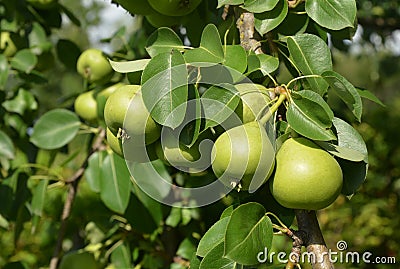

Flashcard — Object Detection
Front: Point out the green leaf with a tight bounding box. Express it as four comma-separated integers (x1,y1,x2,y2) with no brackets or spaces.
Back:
109,59,150,73
111,243,131,268
223,45,247,75
316,141,365,162
254,0,288,34
99,152,131,214
2,89,38,115
0,54,9,89
242,0,279,13
31,179,48,217
224,202,273,265
30,109,81,149
29,22,52,53
332,117,368,196
356,87,385,107
124,194,158,233
199,242,237,269
287,90,336,141
184,24,224,65
0,131,15,159
201,84,240,129
10,49,37,73
217,0,244,8
129,160,173,201
322,70,362,121
177,238,197,260
247,53,279,75
165,207,181,227
197,217,230,257
141,50,188,129
287,34,332,95
305,0,356,30
84,151,107,193
220,205,234,219
146,27,185,58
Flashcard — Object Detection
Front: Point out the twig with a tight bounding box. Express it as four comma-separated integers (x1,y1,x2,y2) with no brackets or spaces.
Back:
236,11,263,54
49,128,106,269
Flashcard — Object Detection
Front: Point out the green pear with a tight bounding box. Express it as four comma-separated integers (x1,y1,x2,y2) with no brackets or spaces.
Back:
211,121,275,190
104,85,160,146
269,137,343,210
235,83,271,123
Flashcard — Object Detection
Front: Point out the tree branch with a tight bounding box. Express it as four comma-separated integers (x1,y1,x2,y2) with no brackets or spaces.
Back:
49,128,106,269
295,210,334,269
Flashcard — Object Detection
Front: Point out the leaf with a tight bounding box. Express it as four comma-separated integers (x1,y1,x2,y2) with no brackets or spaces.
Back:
287,34,332,95
254,0,288,34
199,242,237,269
141,50,188,128
109,59,150,73
2,89,38,115
217,0,244,8
224,202,273,265
197,217,230,257
338,158,368,197
30,109,81,149
177,238,197,260
129,160,173,201
10,49,37,73
29,22,52,53
322,70,362,121
223,45,247,75
356,87,385,107
333,117,368,196
0,130,15,159
200,84,240,129
305,0,356,30
124,194,158,233
316,142,365,162
0,54,9,89
100,152,131,214
31,179,48,230
247,53,279,75
184,24,224,65
146,27,185,58
287,90,336,141
242,0,279,13
84,151,107,193
111,243,131,268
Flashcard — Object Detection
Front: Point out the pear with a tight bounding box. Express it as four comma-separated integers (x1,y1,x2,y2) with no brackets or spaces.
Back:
211,121,275,190
269,137,343,210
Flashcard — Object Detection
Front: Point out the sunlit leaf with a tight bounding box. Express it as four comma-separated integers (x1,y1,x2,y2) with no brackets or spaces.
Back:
197,217,230,257
141,50,188,128
30,109,81,149
305,0,356,30
224,202,273,265
287,34,332,95
109,59,150,73
254,0,288,34
0,130,14,159
242,0,279,13
287,90,336,141
146,27,185,57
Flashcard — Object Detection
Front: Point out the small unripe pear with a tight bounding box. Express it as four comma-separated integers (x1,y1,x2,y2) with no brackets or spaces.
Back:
211,121,275,190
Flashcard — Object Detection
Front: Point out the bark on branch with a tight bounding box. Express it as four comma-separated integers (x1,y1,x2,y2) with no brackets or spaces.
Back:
295,210,334,269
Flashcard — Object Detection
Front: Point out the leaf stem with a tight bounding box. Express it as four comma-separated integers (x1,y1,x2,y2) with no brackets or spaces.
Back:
259,92,287,126
286,74,323,89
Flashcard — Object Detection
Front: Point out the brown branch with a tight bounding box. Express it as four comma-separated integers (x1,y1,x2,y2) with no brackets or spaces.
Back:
295,210,334,269
49,128,106,269
236,11,263,54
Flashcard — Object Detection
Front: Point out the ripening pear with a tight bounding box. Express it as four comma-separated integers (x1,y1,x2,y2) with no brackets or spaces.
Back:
211,121,275,190
269,137,343,210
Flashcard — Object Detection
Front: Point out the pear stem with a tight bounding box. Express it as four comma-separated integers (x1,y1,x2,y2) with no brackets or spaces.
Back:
259,93,287,126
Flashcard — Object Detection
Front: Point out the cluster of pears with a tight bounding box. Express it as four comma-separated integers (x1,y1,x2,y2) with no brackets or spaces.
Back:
112,0,203,27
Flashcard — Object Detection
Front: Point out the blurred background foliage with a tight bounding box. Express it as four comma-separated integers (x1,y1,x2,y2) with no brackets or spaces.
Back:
0,0,399,268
